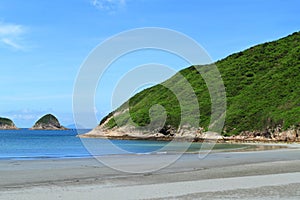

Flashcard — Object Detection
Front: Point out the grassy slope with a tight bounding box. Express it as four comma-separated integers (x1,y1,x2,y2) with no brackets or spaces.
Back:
103,32,300,135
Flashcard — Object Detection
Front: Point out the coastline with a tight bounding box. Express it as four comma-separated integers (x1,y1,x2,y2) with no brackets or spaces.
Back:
79,132,300,144
1,143,299,199
0,126,19,130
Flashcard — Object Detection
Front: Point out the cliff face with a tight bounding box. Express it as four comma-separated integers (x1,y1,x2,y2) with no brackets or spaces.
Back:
0,117,18,130
84,31,300,141
30,114,67,130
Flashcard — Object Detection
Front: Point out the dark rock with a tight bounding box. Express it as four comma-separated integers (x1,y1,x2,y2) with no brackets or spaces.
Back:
159,125,176,136
261,131,272,139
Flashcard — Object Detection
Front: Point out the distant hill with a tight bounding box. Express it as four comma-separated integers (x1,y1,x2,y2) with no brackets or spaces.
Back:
0,117,18,130
89,31,300,137
30,114,67,130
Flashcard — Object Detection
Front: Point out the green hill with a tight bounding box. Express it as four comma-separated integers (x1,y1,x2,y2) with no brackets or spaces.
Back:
99,31,300,136
0,117,18,129
31,114,67,130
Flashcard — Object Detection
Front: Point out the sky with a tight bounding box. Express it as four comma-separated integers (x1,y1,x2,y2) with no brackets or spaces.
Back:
0,0,299,128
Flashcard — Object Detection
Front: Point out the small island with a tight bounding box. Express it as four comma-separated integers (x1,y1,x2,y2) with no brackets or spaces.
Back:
0,117,18,130
30,114,68,130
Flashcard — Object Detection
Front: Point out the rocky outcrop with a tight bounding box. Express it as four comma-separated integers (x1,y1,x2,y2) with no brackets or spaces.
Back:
82,115,300,143
0,117,18,130
30,114,67,130
224,125,300,143
83,128,300,143
81,118,225,142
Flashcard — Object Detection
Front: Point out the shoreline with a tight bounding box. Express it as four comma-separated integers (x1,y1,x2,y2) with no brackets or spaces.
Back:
0,143,299,199
79,133,300,144
0,141,291,162
0,144,299,199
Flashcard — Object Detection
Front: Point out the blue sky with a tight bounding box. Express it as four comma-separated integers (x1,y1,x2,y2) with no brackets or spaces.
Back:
0,0,299,127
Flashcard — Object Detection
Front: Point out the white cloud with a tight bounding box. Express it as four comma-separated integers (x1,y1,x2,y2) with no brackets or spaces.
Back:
91,0,126,13
1,38,23,50
0,23,24,35
0,22,27,50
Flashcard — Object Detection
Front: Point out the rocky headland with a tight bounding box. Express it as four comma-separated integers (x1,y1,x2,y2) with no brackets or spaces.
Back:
30,114,67,130
81,122,300,143
81,31,300,144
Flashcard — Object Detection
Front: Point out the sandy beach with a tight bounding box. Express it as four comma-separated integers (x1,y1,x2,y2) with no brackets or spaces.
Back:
0,143,299,199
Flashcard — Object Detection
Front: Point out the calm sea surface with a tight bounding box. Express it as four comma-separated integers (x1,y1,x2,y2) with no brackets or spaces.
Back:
0,129,248,160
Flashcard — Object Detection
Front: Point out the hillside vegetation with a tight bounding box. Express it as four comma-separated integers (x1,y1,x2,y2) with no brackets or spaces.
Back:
31,114,67,130
35,114,59,125
0,117,18,129
101,31,300,135
0,117,15,126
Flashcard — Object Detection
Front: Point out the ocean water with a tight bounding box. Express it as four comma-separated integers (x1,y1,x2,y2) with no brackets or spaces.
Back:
0,129,91,160
0,129,247,160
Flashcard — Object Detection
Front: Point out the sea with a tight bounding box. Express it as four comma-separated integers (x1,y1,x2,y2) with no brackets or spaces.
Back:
0,129,248,160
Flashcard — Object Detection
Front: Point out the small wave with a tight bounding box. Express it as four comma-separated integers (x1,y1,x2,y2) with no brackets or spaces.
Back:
155,151,167,154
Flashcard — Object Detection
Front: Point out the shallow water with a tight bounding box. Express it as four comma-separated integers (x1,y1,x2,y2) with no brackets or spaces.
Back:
0,129,263,160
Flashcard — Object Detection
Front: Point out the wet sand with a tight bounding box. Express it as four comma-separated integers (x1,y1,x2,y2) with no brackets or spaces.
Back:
0,143,299,199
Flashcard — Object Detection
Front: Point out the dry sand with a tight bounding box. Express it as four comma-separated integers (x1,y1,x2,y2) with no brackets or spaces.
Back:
0,143,299,199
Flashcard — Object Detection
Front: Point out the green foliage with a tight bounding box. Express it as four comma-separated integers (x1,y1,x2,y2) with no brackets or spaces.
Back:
0,117,14,126
103,31,300,135
104,117,117,129
36,114,59,125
